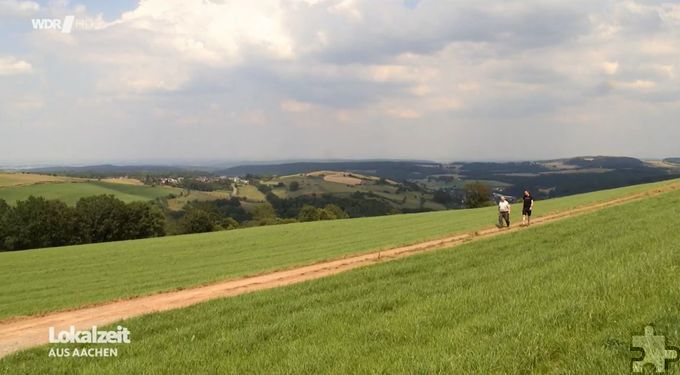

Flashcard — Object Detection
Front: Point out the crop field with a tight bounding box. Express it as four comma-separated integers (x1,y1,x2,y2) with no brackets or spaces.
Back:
233,184,267,202
267,174,441,210
166,190,230,211
0,181,181,206
0,173,78,187
3,181,679,374
0,179,675,321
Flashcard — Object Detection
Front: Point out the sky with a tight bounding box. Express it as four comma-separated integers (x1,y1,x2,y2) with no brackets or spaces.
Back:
0,0,679,166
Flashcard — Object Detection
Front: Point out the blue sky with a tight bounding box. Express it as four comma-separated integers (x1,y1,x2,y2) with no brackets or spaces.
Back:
0,0,679,165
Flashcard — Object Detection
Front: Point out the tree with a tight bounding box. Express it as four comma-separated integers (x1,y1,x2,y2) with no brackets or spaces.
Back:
179,209,217,234
298,205,321,222
124,201,166,239
75,195,129,243
433,189,453,204
288,181,300,192
252,203,277,221
464,182,492,208
0,199,11,250
323,204,348,219
4,196,78,250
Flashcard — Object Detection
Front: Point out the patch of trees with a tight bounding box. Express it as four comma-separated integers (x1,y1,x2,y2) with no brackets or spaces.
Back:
297,204,348,222
0,195,165,251
266,192,395,219
176,198,250,234
180,178,231,192
288,181,300,191
255,183,273,194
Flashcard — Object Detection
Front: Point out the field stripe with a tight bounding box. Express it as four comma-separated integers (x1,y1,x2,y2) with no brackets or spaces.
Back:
0,182,679,358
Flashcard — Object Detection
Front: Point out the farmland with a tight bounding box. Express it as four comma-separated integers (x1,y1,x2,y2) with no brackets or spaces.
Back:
0,181,181,206
2,179,679,373
0,173,79,187
0,179,675,320
259,172,446,211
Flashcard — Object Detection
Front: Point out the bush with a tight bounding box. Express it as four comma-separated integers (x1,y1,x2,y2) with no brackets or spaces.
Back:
298,205,321,222
288,181,300,192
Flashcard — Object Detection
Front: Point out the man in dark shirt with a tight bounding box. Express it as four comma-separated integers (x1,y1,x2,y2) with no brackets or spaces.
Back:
522,190,534,226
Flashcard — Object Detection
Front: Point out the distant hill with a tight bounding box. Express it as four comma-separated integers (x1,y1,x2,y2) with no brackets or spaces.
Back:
26,165,198,178
217,161,449,181
663,158,680,165
565,156,644,169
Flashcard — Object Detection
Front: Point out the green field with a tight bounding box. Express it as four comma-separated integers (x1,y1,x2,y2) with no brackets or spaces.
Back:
234,184,267,202
0,173,78,187
3,181,679,374
267,174,445,210
0,181,181,206
166,189,231,211
0,179,675,320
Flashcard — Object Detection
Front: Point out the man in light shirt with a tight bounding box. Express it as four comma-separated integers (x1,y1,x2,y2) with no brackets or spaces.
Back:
498,196,511,228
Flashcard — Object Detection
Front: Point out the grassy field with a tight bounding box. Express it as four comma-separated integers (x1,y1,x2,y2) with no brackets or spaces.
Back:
3,182,679,373
166,190,230,211
0,173,78,187
0,181,181,206
267,174,444,211
234,184,266,202
0,179,675,321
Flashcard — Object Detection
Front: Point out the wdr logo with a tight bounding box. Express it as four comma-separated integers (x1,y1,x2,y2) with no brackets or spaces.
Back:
31,15,75,34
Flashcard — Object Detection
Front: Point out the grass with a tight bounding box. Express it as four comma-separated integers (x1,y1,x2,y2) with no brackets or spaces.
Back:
0,181,181,206
3,182,679,374
234,184,266,202
166,190,230,211
269,175,445,211
0,173,77,187
0,179,675,321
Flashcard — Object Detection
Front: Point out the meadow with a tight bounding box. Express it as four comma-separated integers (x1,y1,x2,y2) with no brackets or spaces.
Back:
0,179,675,320
0,173,78,187
266,174,444,210
0,181,181,206
2,181,679,374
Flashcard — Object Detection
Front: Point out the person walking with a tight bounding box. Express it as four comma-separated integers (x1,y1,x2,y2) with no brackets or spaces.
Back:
498,196,511,228
522,190,534,226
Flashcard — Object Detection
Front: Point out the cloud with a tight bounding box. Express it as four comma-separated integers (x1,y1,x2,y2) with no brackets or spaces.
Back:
0,56,32,75
1,0,679,164
280,99,314,112
602,61,619,75
0,0,39,18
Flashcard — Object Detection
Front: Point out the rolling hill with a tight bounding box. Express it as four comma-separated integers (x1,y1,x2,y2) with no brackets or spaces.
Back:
1,180,678,373
0,180,181,206
0,179,675,320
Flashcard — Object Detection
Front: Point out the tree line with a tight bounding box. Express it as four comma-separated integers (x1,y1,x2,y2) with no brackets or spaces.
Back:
0,195,165,251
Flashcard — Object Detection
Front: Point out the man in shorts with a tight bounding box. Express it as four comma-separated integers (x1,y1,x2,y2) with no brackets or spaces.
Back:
498,196,511,228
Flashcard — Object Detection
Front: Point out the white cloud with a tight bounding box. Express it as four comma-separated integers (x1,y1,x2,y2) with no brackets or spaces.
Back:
602,61,619,75
612,80,656,90
0,0,39,17
0,57,32,75
280,99,314,112
2,0,680,163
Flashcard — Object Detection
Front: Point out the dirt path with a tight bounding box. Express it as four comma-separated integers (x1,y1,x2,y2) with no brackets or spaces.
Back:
1,183,678,358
